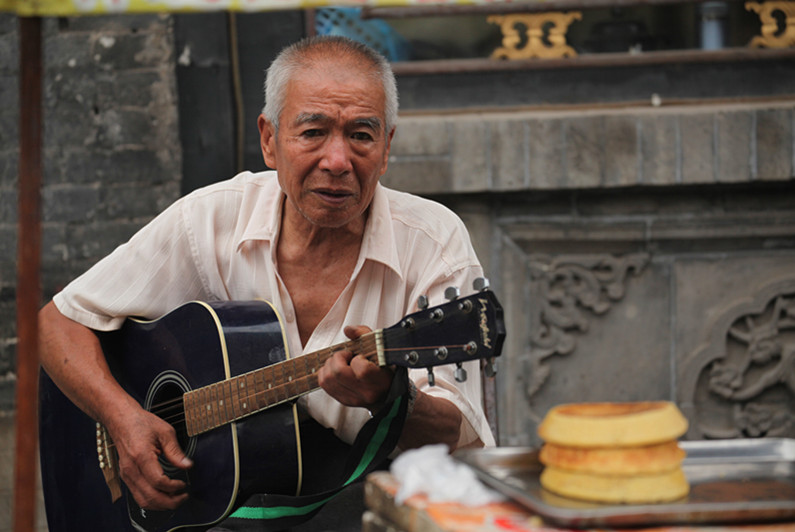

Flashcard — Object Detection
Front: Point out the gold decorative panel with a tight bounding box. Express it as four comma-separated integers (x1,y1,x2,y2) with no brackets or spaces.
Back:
488,11,582,60
746,1,795,48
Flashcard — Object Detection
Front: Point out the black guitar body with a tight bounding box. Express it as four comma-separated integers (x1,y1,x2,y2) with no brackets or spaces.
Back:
40,369,131,530
40,300,301,532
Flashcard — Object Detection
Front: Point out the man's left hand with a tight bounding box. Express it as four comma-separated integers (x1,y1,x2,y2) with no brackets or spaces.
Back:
318,325,394,411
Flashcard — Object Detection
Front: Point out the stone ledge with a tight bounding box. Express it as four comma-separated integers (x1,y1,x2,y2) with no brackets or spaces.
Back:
384,101,795,194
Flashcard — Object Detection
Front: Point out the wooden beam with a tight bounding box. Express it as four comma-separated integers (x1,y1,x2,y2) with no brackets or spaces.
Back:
15,15,43,532
389,47,795,75
363,0,723,19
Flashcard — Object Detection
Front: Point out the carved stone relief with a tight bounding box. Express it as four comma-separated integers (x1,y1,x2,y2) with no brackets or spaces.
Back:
523,253,649,401
681,278,795,439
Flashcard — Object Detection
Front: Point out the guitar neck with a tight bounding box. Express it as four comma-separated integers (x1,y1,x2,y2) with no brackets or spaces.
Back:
183,330,384,436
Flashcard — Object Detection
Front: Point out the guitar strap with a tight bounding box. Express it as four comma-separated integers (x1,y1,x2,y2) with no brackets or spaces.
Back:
219,368,411,531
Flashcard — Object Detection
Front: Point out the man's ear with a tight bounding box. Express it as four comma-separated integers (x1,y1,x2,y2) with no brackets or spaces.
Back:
380,127,396,176
258,114,277,169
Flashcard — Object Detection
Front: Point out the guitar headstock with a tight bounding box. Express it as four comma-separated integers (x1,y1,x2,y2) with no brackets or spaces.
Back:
381,279,505,382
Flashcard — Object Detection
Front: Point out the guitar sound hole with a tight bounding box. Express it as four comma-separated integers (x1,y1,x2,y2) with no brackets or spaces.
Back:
146,373,195,475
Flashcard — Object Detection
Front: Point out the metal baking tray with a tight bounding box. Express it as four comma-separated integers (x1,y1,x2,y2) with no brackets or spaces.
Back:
454,438,795,529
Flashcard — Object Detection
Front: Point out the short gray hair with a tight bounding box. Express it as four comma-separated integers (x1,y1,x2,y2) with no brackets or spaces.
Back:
263,36,399,137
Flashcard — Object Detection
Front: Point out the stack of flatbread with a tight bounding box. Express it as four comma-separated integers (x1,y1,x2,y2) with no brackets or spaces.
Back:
537,401,690,504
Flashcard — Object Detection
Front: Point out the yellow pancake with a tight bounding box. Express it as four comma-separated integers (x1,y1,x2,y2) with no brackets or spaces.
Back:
538,401,688,447
540,465,690,504
539,440,686,475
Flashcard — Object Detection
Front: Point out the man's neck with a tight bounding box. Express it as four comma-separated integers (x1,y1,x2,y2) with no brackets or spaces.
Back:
276,201,368,346
278,204,367,262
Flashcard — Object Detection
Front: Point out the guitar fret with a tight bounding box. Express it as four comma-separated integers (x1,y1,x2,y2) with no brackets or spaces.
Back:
256,370,268,410
183,391,195,435
203,385,214,429
193,388,202,433
269,364,281,404
278,362,290,403
306,371,319,391
212,382,223,426
221,379,233,424
196,386,208,433
270,365,282,406
238,376,248,416
216,382,227,426
209,383,221,428
246,374,259,412
230,375,242,421
297,357,313,395
282,361,295,399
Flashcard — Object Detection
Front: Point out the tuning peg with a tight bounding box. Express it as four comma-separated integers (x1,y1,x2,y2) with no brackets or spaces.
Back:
417,294,429,310
484,358,497,377
434,347,448,361
454,362,468,383
444,286,460,301
426,367,436,387
473,277,490,292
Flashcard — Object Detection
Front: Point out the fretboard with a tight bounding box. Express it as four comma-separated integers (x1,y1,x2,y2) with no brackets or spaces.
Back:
183,330,383,436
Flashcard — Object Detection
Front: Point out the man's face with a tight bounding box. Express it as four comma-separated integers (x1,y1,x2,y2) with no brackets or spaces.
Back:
259,61,394,231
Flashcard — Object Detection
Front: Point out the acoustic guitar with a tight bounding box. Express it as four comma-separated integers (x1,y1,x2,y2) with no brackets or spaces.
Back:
39,285,504,532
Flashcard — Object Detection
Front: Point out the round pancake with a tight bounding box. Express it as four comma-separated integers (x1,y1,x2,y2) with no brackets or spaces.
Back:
540,466,690,504
538,401,688,447
539,441,686,475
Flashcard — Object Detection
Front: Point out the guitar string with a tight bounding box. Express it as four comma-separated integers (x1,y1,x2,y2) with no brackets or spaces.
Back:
141,320,469,417
147,343,469,428
141,340,471,432
101,338,474,454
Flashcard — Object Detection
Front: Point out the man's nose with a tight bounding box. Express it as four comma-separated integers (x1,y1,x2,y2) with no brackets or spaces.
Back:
319,133,353,175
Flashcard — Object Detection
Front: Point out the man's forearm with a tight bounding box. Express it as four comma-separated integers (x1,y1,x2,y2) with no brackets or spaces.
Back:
397,391,464,451
38,301,134,425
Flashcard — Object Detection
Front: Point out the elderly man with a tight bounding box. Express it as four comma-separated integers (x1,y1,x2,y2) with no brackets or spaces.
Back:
39,36,495,530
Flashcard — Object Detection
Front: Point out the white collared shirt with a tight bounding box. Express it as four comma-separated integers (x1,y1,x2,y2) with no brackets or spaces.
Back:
54,170,496,448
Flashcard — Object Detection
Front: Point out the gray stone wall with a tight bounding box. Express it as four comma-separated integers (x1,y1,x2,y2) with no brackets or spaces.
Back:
384,101,795,446
0,14,181,411
386,102,795,193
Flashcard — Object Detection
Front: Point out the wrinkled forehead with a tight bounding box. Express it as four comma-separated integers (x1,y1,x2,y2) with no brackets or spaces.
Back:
283,60,387,119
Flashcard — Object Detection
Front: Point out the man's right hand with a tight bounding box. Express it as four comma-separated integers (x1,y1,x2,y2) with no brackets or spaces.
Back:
105,404,193,510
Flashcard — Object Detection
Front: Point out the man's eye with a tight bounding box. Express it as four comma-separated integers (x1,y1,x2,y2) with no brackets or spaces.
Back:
301,129,323,138
351,131,374,141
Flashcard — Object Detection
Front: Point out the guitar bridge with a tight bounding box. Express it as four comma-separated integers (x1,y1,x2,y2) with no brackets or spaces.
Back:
96,422,122,502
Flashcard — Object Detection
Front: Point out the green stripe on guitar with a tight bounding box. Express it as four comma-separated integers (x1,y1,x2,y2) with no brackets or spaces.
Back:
230,397,403,521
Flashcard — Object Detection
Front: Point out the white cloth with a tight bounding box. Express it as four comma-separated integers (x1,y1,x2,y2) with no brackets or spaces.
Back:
391,444,504,506
54,170,496,448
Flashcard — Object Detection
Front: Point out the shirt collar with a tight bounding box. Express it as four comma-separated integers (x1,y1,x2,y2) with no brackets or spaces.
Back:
359,183,403,279
235,171,283,250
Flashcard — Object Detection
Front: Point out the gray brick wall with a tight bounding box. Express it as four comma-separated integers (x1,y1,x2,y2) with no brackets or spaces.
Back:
1,14,181,411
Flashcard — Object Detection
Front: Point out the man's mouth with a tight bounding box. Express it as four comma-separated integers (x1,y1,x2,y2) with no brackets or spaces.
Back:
314,189,353,204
